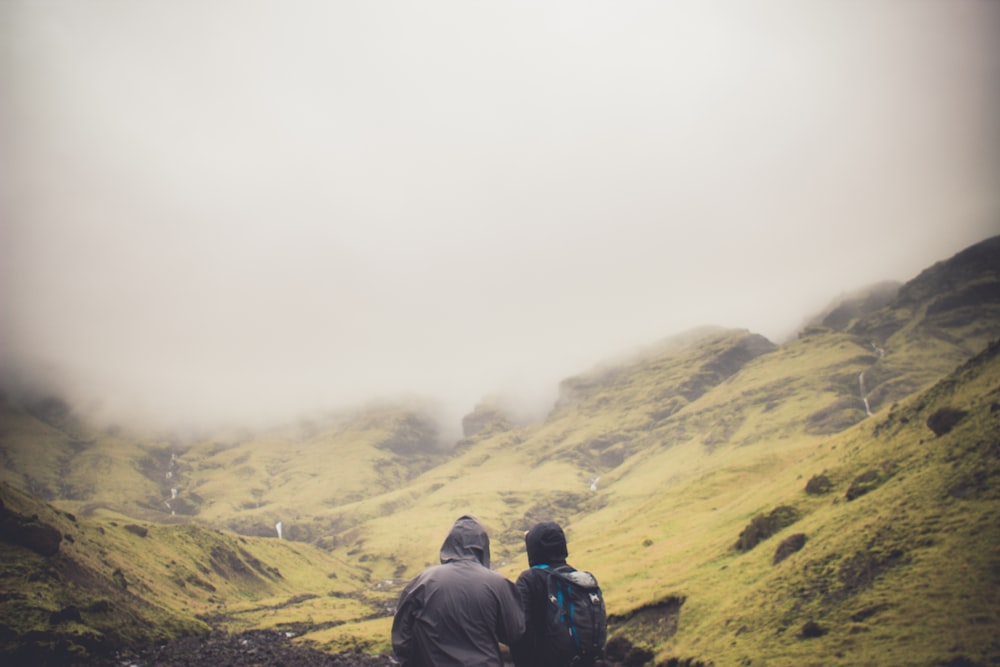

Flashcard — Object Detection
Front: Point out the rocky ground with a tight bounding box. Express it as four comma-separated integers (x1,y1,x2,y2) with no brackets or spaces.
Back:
95,631,680,667
15,628,666,667
90,630,396,667
87,631,637,667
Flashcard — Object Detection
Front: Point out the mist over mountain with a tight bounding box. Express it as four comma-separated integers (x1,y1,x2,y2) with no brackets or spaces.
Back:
3,0,998,433
2,235,998,442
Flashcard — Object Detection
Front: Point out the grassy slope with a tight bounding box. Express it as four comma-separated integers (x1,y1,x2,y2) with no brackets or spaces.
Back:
0,403,449,657
666,342,1000,667
0,481,378,661
0,408,164,512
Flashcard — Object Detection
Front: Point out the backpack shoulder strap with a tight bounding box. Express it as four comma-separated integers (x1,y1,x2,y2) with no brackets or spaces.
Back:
532,563,575,574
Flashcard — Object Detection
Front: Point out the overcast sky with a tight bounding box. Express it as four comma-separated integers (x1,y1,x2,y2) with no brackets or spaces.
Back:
2,1,998,431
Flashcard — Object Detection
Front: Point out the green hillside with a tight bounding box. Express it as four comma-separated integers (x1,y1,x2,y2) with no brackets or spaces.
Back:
1,235,999,665
0,481,380,664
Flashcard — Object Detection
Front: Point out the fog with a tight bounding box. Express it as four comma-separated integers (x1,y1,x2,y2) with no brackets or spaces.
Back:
2,1,998,431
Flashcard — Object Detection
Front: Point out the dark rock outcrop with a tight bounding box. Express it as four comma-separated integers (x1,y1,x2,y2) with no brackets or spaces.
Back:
773,533,807,564
0,499,62,556
734,505,800,552
926,407,968,437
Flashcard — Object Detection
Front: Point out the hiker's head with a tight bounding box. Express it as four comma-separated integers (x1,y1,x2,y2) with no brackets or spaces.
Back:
525,521,568,566
440,515,492,567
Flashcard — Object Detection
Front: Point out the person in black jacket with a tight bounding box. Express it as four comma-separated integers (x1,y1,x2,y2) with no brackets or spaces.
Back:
510,520,605,667
391,515,525,667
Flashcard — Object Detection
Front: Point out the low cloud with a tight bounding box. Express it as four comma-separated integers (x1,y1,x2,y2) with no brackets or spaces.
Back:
2,1,998,431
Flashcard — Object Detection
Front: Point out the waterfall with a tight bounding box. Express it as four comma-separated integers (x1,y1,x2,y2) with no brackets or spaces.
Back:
171,488,178,500
858,372,872,417
276,521,283,540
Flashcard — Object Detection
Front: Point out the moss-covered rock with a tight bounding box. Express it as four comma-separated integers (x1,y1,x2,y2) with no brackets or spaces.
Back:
805,474,833,495
845,463,897,501
773,533,807,564
926,406,968,437
734,506,801,552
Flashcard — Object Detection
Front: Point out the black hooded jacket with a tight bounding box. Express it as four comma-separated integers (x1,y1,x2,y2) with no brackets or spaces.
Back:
510,521,573,667
391,516,525,667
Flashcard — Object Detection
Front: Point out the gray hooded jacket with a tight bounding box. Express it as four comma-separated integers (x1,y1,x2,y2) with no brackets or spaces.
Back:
392,516,525,667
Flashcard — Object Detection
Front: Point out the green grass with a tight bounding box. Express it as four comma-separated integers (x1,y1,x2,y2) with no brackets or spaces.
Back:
0,481,385,661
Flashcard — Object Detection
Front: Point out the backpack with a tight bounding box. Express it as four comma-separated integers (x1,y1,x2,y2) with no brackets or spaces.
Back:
533,564,607,666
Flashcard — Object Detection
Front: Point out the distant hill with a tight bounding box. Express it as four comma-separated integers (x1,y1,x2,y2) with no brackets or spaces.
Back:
2,234,999,666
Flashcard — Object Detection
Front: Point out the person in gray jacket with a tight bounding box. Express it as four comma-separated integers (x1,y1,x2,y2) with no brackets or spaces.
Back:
391,515,525,667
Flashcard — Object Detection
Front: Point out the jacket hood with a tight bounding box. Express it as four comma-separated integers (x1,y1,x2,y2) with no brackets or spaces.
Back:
439,515,491,568
525,521,568,567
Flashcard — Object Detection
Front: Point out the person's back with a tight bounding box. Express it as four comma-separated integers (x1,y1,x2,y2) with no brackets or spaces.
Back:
510,521,606,667
391,515,525,667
